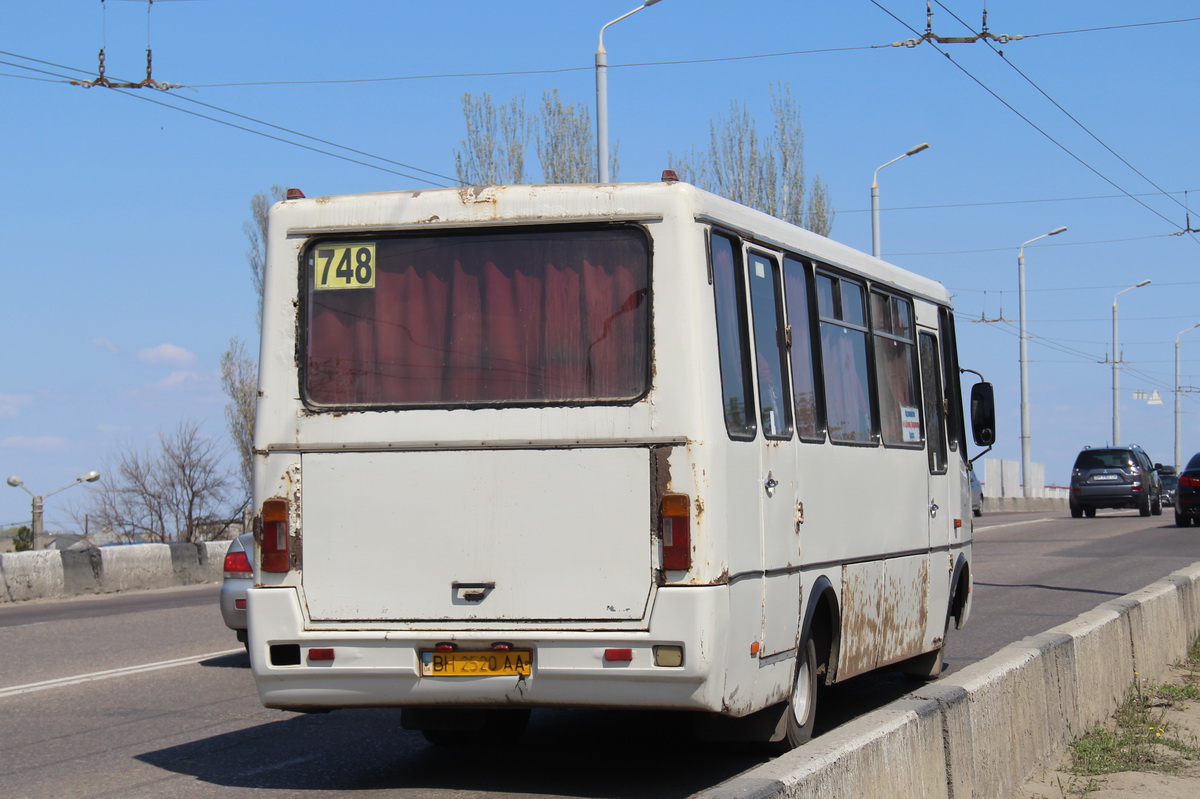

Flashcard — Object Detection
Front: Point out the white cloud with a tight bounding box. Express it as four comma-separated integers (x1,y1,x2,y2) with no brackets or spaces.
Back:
138,343,196,365
153,371,201,390
92,337,118,353
0,394,31,418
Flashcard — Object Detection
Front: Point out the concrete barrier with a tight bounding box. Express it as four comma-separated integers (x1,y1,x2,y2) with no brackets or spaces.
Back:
697,561,1200,799
982,496,1067,514
0,542,226,603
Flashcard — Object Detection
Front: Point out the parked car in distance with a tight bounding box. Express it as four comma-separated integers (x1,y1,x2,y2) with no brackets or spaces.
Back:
1160,466,1178,507
1069,445,1164,519
220,532,254,647
969,466,983,517
1174,453,1200,527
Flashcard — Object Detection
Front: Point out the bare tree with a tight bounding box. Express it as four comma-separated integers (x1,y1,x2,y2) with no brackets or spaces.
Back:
454,89,617,185
454,92,529,185
244,185,286,326
87,421,234,543
671,83,833,235
221,336,256,508
536,89,614,183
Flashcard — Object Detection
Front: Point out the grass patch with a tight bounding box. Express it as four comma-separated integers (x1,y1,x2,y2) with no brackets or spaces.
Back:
1067,639,1200,780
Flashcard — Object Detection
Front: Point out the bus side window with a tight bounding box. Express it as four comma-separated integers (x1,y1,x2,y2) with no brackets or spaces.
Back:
919,332,948,474
817,272,875,444
783,257,825,441
940,307,965,454
747,251,793,440
871,291,921,448
711,233,757,440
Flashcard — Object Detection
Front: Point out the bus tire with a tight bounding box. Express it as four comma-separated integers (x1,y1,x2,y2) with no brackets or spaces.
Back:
781,637,819,749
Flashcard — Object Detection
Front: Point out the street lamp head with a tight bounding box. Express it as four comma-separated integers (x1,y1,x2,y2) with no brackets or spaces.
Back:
906,142,930,156
1134,279,1151,288
1049,226,1068,236
81,470,101,483
643,0,664,5
6,475,22,488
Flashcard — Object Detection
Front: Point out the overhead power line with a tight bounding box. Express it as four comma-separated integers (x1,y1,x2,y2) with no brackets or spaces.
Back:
0,50,459,188
930,1,1200,234
144,16,1200,89
866,1,1198,240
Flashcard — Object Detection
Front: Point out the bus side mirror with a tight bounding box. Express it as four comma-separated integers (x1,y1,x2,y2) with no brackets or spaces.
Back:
970,382,996,448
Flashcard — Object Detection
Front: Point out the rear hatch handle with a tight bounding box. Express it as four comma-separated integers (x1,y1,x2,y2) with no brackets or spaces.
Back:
453,581,496,603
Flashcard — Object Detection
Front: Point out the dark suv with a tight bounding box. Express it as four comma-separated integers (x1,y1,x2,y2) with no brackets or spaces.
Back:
1174,452,1200,527
1069,445,1164,518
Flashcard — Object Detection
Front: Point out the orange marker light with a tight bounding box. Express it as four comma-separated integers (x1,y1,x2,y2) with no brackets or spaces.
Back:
661,493,691,571
261,498,289,573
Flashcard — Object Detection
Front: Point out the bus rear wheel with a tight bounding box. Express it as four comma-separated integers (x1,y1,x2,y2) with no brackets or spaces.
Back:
781,638,819,749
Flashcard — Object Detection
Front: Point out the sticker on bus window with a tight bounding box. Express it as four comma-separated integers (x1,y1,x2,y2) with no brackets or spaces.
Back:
313,243,376,290
901,405,922,442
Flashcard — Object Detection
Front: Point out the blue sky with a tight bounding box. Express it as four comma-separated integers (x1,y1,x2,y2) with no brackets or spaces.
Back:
3,1,1198,531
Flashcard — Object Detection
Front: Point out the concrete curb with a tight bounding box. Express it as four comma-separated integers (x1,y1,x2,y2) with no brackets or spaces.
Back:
697,561,1200,799
0,542,226,603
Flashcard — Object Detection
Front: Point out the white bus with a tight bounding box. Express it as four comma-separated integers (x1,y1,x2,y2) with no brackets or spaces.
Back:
247,177,995,749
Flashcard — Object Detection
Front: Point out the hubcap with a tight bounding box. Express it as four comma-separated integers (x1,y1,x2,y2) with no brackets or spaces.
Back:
791,654,812,726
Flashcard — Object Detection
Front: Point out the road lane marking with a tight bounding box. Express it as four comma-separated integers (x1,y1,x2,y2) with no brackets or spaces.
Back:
0,648,243,699
976,517,1056,531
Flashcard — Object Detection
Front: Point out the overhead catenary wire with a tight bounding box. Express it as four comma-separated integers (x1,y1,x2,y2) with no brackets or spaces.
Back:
8,47,1196,225
866,0,1198,241
0,51,459,187
930,0,1200,230
164,16,1200,89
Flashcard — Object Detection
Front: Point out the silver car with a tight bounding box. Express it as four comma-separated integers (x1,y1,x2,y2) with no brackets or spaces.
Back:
220,532,254,647
969,466,983,517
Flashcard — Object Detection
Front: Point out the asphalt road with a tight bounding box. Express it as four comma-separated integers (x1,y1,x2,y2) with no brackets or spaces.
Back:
1,508,1198,798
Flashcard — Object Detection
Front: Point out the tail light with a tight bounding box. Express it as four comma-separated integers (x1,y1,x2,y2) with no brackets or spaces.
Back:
223,549,252,579
1181,475,1200,488
661,493,691,571
261,498,290,573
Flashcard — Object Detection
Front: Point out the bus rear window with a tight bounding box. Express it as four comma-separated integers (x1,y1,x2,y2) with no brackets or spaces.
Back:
304,228,650,407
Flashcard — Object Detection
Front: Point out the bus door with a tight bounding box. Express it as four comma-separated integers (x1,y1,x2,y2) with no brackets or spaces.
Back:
712,234,801,679
746,249,801,660
919,327,955,631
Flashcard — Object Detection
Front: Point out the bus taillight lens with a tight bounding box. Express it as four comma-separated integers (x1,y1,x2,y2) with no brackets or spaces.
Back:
661,493,691,571
261,498,290,573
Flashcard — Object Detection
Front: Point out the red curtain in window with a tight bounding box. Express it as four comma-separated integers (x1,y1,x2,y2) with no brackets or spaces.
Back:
307,233,647,405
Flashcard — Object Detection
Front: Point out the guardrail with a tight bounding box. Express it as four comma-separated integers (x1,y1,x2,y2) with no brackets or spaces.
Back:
0,542,226,603
696,561,1200,798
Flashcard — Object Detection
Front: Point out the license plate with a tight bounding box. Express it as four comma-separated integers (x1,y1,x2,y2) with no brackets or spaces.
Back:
1092,474,1119,481
420,650,532,677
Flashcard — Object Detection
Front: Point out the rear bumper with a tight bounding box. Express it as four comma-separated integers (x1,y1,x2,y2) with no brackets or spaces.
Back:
1176,497,1200,518
219,577,251,632
1071,487,1144,508
248,585,729,714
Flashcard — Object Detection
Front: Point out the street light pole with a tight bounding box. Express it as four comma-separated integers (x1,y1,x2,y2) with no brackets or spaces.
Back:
1176,323,1200,471
1018,226,1068,498
6,471,101,550
595,0,663,183
870,142,929,258
1112,280,1151,446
